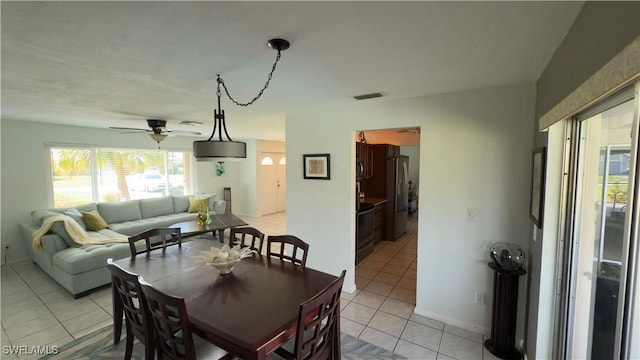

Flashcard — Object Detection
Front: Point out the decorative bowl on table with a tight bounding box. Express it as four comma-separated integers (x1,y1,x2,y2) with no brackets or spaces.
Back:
196,245,255,275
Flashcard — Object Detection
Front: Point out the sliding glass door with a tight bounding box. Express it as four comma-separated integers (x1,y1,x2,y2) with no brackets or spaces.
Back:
563,83,639,359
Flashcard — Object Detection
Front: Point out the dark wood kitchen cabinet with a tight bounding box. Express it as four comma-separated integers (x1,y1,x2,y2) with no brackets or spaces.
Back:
373,201,387,244
356,142,374,179
360,198,387,244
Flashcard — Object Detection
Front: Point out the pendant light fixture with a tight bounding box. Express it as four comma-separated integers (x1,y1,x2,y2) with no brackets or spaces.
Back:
193,38,290,161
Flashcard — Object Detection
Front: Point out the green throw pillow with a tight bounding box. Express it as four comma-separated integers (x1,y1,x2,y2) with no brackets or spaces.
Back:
188,197,209,213
82,210,108,231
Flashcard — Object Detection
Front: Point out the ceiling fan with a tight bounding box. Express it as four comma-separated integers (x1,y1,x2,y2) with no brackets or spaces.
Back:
110,119,202,144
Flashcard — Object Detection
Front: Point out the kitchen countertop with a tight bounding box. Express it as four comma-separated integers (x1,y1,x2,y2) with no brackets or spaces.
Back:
360,197,387,206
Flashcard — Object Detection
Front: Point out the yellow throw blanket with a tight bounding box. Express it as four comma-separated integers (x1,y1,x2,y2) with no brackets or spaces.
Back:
33,214,128,251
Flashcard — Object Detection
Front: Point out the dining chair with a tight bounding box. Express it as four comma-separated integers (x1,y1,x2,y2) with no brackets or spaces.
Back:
138,277,231,360
128,227,182,257
267,235,309,267
274,270,347,360
230,226,265,253
106,258,154,360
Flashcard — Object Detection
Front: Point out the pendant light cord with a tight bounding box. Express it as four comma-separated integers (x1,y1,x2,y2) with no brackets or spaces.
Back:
217,48,283,107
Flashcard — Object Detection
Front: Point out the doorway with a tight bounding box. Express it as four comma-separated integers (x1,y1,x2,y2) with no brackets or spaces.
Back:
558,83,639,359
259,152,286,216
353,128,421,303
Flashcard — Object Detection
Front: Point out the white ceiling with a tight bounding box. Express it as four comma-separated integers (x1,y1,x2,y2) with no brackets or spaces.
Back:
1,1,584,141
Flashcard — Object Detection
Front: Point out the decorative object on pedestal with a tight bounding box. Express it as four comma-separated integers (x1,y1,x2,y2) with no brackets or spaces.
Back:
489,242,525,271
485,242,526,360
195,245,255,275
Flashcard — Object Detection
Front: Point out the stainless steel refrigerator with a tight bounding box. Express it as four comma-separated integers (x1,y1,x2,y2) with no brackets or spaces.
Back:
387,155,409,240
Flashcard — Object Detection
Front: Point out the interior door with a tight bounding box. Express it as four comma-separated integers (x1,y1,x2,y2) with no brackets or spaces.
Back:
259,152,286,216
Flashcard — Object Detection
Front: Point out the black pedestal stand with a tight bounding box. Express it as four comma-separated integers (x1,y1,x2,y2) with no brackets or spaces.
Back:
484,262,526,360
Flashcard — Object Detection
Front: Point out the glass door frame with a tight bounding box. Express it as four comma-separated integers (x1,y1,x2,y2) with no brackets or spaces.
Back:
554,80,640,359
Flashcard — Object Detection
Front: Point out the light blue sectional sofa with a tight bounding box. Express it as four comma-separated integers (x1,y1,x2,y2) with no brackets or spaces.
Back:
20,195,225,298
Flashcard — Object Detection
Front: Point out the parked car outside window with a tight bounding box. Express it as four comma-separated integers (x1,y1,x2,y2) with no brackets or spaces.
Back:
126,172,167,192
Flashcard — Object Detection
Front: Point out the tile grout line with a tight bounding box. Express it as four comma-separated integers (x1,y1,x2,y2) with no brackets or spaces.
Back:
8,263,105,343
8,264,76,343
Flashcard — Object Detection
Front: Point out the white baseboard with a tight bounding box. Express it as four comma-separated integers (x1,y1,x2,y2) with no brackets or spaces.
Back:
413,306,490,336
4,255,30,265
343,281,357,294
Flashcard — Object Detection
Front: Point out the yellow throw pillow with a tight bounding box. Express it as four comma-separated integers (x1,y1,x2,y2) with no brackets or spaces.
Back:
188,197,210,213
82,210,108,231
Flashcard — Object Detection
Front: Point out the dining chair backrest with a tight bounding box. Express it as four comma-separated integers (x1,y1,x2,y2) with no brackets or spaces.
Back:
267,235,309,267
106,258,154,360
275,270,346,360
128,227,182,257
230,226,265,253
139,276,197,360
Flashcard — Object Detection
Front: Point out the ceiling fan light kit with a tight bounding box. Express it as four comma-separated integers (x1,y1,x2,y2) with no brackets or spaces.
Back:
193,38,290,161
149,133,168,143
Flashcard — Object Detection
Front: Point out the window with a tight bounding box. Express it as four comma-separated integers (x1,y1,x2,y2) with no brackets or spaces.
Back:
48,146,192,207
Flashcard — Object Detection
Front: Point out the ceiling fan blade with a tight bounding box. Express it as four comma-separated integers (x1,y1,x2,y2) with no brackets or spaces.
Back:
109,126,149,132
169,129,202,136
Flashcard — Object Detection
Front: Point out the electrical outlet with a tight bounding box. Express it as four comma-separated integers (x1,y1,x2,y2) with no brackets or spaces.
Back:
474,292,487,304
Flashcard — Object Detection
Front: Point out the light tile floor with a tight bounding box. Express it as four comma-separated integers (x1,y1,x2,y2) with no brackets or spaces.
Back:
0,211,499,359
346,214,500,360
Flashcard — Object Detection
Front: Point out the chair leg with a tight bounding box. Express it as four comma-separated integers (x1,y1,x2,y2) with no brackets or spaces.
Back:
124,330,134,360
333,316,342,359
144,340,155,360
112,281,123,345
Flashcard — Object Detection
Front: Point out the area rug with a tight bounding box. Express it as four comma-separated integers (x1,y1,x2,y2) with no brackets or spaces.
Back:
41,323,406,359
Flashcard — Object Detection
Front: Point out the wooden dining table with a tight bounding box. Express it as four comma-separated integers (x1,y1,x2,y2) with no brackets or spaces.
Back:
112,239,339,360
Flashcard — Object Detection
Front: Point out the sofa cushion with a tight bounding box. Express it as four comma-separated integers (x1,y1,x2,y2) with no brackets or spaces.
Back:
188,197,210,213
82,210,108,231
108,213,197,236
211,200,226,214
139,196,175,218
31,209,86,247
197,193,218,212
75,203,98,214
173,195,190,213
64,208,88,231
98,200,141,224
52,242,132,275
32,208,85,228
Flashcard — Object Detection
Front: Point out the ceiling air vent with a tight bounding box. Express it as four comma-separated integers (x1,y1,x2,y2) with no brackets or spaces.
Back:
353,92,383,101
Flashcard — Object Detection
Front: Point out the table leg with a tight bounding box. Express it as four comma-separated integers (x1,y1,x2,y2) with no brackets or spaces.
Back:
112,278,123,345
217,229,225,244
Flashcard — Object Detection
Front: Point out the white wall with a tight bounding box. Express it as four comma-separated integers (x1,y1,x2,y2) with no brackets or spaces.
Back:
286,83,535,334
0,119,253,261
194,139,259,217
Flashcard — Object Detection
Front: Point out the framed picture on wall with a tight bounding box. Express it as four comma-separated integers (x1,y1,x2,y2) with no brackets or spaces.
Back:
303,154,330,180
529,147,546,228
